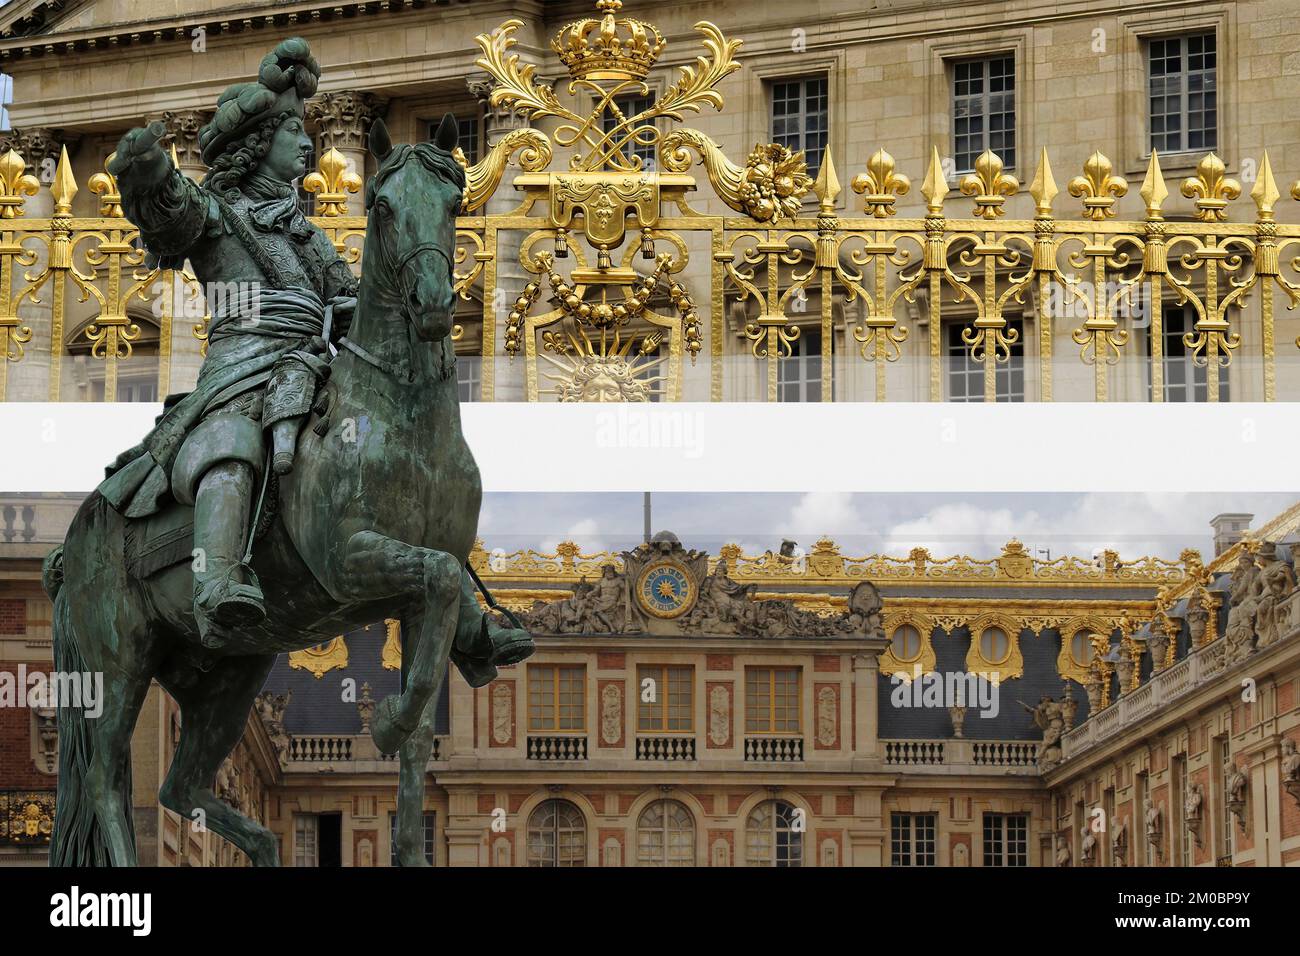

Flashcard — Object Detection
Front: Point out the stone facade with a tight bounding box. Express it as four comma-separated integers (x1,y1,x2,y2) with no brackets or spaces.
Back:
6,492,1298,866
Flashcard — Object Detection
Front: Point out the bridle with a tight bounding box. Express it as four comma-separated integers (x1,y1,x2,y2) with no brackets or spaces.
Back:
340,201,458,384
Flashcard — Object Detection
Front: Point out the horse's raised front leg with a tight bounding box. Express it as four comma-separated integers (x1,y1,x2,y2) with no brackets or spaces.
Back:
336,531,461,755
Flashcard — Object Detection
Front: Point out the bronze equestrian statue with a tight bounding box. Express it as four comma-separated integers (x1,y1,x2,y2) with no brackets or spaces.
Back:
45,37,533,866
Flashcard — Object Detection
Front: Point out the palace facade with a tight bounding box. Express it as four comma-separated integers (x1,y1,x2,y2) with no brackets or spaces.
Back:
4,492,1300,867
0,0,1299,403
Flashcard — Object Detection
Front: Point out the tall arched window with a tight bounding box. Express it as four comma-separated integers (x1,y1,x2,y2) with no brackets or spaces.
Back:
636,799,695,866
746,799,803,867
527,799,586,867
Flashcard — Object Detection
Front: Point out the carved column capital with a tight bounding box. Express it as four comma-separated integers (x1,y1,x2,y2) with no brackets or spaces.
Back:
0,127,72,177
467,75,544,144
306,91,389,151
160,109,211,168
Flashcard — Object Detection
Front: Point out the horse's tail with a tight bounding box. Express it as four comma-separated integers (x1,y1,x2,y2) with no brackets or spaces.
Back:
47,544,131,866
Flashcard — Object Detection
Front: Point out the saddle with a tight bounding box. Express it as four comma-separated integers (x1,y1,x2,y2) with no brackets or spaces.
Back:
123,473,281,582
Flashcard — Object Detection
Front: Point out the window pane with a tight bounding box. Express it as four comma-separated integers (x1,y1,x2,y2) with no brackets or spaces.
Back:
952,55,1016,171
1148,33,1216,152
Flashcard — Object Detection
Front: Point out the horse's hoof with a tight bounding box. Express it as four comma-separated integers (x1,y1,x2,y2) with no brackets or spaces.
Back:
492,628,535,667
371,695,411,755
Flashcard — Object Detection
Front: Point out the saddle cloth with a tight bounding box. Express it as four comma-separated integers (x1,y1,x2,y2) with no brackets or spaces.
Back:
123,504,196,581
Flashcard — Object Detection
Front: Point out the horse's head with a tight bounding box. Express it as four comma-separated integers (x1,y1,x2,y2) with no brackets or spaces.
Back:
365,113,465,342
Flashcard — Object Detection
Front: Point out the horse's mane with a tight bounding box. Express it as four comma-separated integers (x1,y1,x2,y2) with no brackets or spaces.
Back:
366,142,466,209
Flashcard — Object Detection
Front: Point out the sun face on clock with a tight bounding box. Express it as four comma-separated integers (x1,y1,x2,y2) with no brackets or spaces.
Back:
636,561,696,619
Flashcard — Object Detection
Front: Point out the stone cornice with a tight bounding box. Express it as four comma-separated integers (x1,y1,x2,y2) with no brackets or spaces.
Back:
0,0,543,59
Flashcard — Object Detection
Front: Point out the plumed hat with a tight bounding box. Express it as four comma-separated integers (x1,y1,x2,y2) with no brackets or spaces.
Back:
198,37,321,167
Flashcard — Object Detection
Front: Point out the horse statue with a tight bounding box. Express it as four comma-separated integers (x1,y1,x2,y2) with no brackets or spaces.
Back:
44,38,533,866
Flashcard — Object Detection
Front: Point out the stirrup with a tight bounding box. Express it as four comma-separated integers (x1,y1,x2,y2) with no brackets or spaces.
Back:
195,574,266,642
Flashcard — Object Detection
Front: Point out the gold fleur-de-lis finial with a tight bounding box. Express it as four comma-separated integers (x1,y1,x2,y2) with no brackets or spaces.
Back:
1181,152,1240,222
850,148,911,218
1028,148,1057,217
302,147,364,217
1067,151,1128,221
1251,150,1280,221
0,148,40,219
959,149,1018,220
51,146,80,217
1139,150,1168,219
87,151,121,217
921,146,948,215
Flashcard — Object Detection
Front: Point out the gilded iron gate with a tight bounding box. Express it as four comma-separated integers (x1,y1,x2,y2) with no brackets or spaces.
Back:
3,0,1300,402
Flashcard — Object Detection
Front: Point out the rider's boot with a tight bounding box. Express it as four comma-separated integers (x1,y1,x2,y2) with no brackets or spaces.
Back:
270,415,305,475
193,460,266,649
448,571,534,687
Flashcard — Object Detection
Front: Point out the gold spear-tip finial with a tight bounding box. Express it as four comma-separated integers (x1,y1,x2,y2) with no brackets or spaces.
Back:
1029,147,1057,217
1139,149,1168,218
921,145,948,214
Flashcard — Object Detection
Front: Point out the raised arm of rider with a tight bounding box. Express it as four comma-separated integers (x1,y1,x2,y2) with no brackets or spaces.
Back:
110,123,216,259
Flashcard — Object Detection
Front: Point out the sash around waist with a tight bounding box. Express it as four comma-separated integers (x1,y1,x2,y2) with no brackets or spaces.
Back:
208,286,327,343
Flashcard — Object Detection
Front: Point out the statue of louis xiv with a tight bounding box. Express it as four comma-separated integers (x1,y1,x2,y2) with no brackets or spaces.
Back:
97,39,355,648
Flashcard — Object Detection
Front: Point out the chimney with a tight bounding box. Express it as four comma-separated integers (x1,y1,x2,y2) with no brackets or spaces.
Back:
1210,513,1252,557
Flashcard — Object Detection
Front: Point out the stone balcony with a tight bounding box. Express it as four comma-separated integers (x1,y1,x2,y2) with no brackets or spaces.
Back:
284,733,448,773
881,738,1040,775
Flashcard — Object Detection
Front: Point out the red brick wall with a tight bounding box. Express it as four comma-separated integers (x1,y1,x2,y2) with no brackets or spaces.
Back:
0,600,25,635
0,665,46,788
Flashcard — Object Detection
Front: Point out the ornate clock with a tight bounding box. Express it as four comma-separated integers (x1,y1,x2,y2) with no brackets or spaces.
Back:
635,559,697,619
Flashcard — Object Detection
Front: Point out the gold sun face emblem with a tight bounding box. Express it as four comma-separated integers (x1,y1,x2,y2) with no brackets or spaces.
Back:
542,324,666,402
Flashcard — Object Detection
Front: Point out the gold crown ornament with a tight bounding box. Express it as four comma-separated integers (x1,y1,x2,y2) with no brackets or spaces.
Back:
552,0,666,81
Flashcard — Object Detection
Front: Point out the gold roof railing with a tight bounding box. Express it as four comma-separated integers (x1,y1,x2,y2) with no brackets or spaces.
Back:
468,536,1192,590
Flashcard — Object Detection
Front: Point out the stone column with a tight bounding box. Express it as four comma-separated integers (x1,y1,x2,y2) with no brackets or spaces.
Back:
468,76,542,401
847,788,886,866
852,650,881,764
306,91,387,197
448,671,475,758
